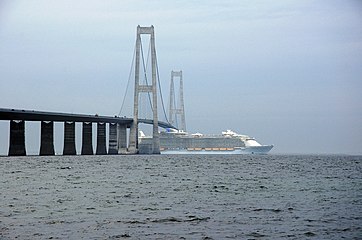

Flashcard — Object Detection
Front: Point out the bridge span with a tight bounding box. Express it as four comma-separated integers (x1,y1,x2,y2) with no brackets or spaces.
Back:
0,108,175,156
1,25,172,156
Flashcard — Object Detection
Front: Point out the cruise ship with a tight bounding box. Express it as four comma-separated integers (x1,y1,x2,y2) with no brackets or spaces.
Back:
139,129,273,154
138,70,273,154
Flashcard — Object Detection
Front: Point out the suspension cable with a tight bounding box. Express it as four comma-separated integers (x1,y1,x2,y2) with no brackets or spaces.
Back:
173,82,179,128
155,54,170,124
119,35,169,124
118,42,136,117
140,39,153,112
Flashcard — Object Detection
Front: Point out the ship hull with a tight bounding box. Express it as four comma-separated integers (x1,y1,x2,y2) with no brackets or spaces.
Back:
161,145,273,155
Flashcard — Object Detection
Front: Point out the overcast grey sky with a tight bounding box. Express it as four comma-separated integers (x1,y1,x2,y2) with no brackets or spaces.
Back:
0,0,361,155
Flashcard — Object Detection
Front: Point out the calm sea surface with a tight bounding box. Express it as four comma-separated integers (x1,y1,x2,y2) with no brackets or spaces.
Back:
1,155,361,239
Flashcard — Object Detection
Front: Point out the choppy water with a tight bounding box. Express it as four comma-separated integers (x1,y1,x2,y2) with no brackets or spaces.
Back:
1,155,361,239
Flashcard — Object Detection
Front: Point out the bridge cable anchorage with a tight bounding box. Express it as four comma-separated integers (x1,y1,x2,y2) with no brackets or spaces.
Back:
155,53,170,124
119,41,137,117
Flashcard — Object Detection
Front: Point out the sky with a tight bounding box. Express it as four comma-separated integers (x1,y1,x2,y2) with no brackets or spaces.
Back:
0,0,361,155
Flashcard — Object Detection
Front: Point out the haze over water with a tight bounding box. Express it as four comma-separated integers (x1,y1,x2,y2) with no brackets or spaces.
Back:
1,154,361,239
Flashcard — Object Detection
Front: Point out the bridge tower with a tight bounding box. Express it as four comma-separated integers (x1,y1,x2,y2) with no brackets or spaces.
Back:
129,25,160,154
168,70,186,132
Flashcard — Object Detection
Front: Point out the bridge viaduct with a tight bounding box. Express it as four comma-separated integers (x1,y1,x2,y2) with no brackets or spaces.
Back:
0,108,174,156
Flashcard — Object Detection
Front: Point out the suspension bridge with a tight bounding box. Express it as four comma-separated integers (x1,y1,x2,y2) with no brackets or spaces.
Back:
0,25,186,156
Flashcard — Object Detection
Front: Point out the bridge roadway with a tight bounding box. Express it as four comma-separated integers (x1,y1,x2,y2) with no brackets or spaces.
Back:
0,108,175,156
0,108,174,129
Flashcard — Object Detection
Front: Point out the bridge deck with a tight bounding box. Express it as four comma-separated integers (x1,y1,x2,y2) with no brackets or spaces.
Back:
0,108,175,129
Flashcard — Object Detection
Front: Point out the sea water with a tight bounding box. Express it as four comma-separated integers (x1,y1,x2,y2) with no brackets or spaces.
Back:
1,155,361,239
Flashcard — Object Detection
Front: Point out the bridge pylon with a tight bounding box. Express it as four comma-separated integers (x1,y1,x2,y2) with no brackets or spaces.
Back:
128,25,160,154
168,70,186,132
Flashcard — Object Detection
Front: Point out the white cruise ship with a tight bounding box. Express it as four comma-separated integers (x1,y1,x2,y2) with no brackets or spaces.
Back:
139,129,273,154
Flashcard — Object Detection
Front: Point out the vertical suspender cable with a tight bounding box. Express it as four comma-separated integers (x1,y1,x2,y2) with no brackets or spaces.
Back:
118,42,136,117
155,56,169,124
140,40,153,112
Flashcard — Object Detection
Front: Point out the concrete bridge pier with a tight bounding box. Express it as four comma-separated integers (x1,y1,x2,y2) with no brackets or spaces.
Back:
128,122,138,154
108,123,118,154
8,120,26,156
117,124,127,154
81,122,93,155
96,122,107,155
39,121,55,156
63,121,76,155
